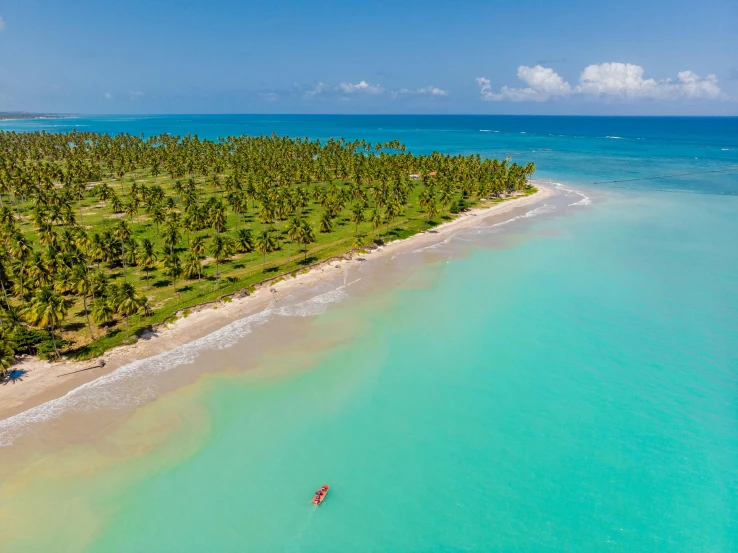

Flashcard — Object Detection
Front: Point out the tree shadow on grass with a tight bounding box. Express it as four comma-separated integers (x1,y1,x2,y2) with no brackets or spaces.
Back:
298,256,319,266
63,321,86,332
105,328,122,338
151,280,170,289
65,344,94,360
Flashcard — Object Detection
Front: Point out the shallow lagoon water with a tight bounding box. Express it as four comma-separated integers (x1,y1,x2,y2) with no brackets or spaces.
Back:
0,116,736,552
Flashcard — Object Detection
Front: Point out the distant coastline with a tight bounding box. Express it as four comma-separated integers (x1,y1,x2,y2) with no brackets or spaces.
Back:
0,112,75,122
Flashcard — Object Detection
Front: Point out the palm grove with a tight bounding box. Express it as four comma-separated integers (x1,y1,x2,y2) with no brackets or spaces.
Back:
0,130,535,375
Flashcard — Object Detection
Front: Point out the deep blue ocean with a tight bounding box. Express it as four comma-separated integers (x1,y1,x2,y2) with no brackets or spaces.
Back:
1,115,736,552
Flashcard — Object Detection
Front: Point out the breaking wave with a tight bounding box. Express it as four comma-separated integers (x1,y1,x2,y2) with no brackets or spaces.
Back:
554,182,592,206
412,203,557,254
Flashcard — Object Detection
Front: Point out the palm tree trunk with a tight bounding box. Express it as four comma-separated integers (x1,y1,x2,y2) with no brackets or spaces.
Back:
215,261,219,289
50,325,60,359
0,280,9,310
18,260,24,303
83,295,94,340
125,315,129,340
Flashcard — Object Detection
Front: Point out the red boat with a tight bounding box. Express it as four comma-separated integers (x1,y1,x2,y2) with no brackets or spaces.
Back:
312,485,330,505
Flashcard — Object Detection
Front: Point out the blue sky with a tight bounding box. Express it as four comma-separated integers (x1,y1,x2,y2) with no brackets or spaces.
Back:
1,0,736,115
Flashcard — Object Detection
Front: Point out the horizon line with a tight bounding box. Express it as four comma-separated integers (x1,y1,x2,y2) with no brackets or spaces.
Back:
2,112,738,118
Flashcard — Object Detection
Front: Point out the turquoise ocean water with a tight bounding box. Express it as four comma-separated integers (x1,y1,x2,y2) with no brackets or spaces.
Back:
0,116,736,552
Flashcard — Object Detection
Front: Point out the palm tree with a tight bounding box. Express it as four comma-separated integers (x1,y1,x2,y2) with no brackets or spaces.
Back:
190,235,207,259
113,282,145,340
90,270,109,300
150,205,166,233
110,193,123,214
162,250,183,293
161,220,181,255
285,216,302,258
209,235,234,288
210,199,228,235
0,330,17,379
114,220,132,280
318,212,333,233
370,209,382,242
0,255,13,310
235,228,254,253
10,233,32,302
524,162,536,186
182,251,202,280
296,221,316,262
124,201,138,223
425,201,439,225
350,203,365,236
24,287,68,359
137,238,158,286
90,297,114,326
255,229,276,273
72,264,95,340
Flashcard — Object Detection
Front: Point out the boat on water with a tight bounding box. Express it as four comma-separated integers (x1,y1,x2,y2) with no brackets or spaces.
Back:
312,485,330,505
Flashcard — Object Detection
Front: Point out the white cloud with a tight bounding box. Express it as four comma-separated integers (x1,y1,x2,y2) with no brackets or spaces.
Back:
477,66,571,102
299,80,447,99
478,63,726,102
395,85,449,97
0,16,5,31
305,82,329,96
337,80,384,94
104,92,113,100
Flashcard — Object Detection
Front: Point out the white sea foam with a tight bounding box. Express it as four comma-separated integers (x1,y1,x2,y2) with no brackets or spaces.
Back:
412,203,556,253
605,136,623,139
479,129,491,132
0,285,352,447
554,182,592,206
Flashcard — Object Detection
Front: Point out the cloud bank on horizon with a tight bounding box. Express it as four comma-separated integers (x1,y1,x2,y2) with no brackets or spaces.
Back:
477,63,726,103
288,81,448,101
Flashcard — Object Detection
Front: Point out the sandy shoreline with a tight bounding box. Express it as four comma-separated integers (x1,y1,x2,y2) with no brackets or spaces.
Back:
0,184,553,422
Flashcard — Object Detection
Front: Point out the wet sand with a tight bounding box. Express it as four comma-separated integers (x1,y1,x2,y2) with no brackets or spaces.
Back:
0,185,553,426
